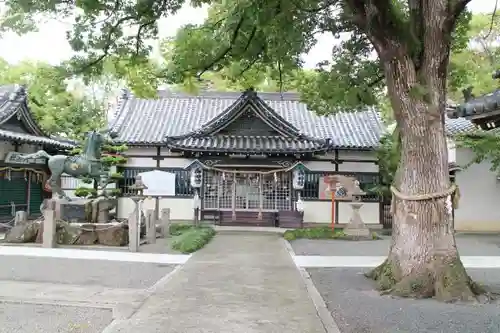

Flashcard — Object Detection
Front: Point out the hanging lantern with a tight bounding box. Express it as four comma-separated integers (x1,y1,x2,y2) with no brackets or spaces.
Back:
190,167,203,188
292,169,305,190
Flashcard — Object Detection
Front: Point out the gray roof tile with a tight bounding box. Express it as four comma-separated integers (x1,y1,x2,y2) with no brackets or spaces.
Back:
111,91,386,149
0,129,74,148
0,85,74,149
169,135,329,153
445,117,476,135
110,90,477,149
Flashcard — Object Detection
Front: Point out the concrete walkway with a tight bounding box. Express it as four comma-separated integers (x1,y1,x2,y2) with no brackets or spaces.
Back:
106,232,327,333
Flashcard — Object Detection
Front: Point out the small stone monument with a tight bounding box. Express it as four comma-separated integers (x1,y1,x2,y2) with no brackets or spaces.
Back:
128,176,148,252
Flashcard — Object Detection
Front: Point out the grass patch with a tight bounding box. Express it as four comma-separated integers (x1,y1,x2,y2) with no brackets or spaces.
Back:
170,223,216,253
283,226,381,241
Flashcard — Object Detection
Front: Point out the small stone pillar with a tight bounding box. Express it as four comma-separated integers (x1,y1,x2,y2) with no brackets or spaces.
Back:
146,209,156,244
42,208,57,248
344,181,370,237
14,211,28,226
128,211,139,252
160,208,171,238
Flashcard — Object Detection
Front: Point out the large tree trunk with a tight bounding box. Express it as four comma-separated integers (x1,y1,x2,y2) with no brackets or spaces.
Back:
366,53,482,301
342,0,478,300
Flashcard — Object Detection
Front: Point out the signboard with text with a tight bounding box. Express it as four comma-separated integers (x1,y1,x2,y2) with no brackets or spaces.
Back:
4,152,46,165
138,170,176,196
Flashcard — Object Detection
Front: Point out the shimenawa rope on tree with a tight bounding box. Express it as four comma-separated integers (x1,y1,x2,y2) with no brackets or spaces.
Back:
390,184,459,216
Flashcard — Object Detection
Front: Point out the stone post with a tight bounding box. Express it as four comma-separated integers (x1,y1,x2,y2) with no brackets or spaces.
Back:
160,208,171,238
146,209,156,244
128,211,139,252
42,208,57,248
344,203,370,237
14,211,28,226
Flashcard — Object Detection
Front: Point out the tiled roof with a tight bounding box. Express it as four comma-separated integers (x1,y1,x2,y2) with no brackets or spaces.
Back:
445,117,476,135
0,129,74,148
0,85,74,149
449,90,500,119
0,85,26,122
110,89,477,149
110,90,385,149
167,135,330,153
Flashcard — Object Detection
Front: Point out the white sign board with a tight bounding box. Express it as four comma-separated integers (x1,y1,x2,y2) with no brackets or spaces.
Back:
138,170,176,196
4,152,46,165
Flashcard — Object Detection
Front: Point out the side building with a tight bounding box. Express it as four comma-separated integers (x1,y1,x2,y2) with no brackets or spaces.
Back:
448,89,500,232
0,85,73,220
110,89,384,227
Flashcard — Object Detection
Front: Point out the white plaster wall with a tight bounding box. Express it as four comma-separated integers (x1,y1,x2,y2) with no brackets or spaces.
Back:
338,162,378,173
303,152,379,173
125,147,157,156
338,150,377,161
126,157,157,167
303,200,379,225
159,157,193,168
117,197,193,221
454,147,500,232
447,138,456,163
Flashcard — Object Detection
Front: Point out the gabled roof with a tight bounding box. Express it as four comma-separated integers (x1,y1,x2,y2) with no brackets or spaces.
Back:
110,89,477,150
0,85,74,149
182,89,304,138
110,90,386,149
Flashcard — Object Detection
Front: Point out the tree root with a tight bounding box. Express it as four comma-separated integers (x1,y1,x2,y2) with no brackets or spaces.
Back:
366,257,484,302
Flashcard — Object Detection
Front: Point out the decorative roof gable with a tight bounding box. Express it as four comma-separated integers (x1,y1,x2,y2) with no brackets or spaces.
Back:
0,85,73,148
184,89,304,139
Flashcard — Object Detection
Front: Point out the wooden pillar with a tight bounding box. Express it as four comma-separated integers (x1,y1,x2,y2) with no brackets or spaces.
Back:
231,173,236,220
258,174,263,220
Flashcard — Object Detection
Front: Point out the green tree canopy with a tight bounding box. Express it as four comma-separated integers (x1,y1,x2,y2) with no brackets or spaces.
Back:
448,13,500,102
0,58,105,138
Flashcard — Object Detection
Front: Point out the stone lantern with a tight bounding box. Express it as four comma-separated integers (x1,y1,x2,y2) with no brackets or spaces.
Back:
344,180,370,237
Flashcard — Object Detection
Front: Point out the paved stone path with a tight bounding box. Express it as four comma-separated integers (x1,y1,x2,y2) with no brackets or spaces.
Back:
106,233,327,333
0,255,178,333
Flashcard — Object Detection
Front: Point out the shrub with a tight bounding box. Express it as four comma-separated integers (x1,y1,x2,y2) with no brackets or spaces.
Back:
169,223,194,236
171,226,216,253
284,226,382,241
284,226,344,240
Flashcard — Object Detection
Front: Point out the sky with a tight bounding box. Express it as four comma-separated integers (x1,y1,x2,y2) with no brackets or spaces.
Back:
0,0,498,69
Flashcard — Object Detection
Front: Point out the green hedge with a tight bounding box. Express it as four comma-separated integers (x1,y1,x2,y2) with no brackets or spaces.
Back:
283,227,343,240
283,227,381,241
170,224,216,253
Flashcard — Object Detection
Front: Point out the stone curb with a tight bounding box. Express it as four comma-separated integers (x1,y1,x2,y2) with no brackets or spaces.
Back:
282,239,341,333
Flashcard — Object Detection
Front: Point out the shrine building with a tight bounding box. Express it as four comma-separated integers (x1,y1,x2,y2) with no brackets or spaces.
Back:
0,85,73,221
108,89,465,228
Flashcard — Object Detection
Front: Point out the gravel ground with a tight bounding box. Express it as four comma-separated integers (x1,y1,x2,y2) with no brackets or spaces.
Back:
308,267,500,333
0,256,175,289
291,234,500,256
0,302,113,333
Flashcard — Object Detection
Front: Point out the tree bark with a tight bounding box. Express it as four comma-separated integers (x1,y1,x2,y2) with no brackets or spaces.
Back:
352,0,482,301
366,54,481,301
